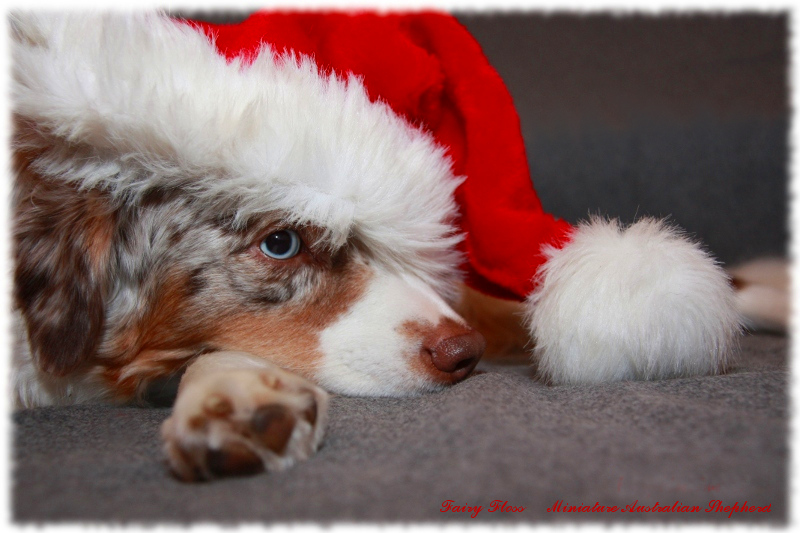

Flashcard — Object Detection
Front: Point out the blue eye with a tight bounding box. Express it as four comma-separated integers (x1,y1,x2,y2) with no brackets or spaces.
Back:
259,230,302,260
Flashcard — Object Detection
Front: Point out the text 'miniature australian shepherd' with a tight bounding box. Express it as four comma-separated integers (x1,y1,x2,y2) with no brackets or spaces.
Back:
10,11,746,481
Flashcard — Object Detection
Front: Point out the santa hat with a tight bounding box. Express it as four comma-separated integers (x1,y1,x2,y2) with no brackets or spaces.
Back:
11,11,740,383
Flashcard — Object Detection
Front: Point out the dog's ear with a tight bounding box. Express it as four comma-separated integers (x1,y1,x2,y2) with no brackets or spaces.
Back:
13,155,116,376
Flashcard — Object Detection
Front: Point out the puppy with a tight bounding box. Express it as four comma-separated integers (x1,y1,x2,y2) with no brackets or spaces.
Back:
10,11,742,481
10,11,491,481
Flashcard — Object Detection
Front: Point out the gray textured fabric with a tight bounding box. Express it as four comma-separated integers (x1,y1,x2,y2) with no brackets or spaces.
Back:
12,334,787,523
10,13,788,525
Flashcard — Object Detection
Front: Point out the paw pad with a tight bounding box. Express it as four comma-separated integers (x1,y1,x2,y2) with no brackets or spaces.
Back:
206,440,263,477
251,404,295,454
203,394,233,417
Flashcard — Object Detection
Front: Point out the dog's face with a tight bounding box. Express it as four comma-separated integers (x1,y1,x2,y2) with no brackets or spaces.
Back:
134,201,484,397
14,163,484,400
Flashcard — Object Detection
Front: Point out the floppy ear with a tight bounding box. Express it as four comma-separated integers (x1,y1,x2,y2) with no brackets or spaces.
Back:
13,153,116,376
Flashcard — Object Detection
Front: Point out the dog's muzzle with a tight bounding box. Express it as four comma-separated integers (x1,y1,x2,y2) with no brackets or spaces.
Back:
316,269,486,395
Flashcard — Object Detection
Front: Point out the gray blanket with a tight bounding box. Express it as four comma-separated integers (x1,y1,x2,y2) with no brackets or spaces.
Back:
13,334,787,523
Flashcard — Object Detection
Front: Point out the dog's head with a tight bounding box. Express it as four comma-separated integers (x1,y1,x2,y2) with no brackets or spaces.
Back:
11,12,484,398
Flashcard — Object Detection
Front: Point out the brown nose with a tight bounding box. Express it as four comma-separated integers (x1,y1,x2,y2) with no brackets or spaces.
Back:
427,329,485,381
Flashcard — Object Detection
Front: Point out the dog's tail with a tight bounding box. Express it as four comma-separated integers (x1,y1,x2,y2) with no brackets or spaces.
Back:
728,257,790,334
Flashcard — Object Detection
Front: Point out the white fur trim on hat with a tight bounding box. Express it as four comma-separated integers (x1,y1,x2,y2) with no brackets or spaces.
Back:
10,11,464,298
525,217,741,384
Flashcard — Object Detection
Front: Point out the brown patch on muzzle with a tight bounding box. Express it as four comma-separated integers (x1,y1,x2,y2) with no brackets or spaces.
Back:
403,317,485,385
209,262,373,377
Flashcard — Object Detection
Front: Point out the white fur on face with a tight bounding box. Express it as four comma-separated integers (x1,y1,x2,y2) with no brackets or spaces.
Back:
315,269,464,396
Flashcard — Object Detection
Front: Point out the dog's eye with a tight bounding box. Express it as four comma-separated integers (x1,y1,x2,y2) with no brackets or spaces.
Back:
259,230,302,260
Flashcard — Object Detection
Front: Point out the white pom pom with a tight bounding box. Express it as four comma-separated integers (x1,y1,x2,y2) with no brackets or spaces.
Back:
525,217,741,384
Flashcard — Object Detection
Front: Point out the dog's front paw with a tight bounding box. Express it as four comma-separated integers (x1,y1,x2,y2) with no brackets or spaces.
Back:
161,366,327,481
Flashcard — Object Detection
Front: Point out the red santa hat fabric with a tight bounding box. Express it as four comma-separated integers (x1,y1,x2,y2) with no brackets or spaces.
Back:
187,11,574,301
